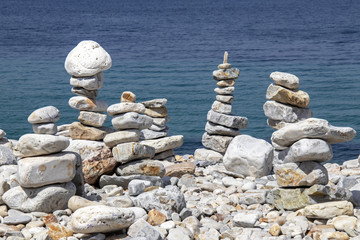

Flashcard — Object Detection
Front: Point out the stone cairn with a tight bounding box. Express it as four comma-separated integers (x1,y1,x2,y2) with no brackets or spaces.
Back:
3,106,77,213
65,40,111,141
194,52,248,163
264,72,357,210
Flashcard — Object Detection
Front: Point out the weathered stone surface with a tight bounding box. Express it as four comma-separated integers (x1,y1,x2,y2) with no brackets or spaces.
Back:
270,71,299,90
233,211,262,227
128,218,162,240
141,135,183,154
78,111,107,127
149,124,167,131
70,72,104,90
71,205,135,233
128,179,149,196
107,102,145,116
18,152,77,188
165,162,195,178
271,118,357,148
216,94,234,103
99,174,162,189
211,100,232,114
205,121,241,137
28,106,60,124
168,227,193,240
194,148,223,162
213,68,239,80
2,182,76,213
267,118,290,130
68,196,102,212
304,201,354,219
147,209,166,226
116,159,165,177
112,142,155,164
154,149,174,160
0,129,5,139
0,146,17,165
263,100,312,123
202,133,233,154
140,128,169,140
274,162,328,187
103,130,140,148
14,134,69,158
217,79,235,87
134,185,186,219
152,116,169,127
141,99,167,108
144,107,168,118
65,40,112,77
239,190,267,205
71,87,98,99
207,110,248,129
82,148,117,184
214,87,235,95
68,96,108,112
32,123,57,135
224,135,273,178
266,83,310,108
3,209,32,225
112,112,153,130
276,138,333,163
65,139,105,160
69,122,109,141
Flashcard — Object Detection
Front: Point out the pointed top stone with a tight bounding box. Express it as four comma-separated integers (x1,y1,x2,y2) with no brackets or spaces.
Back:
218,51,232,69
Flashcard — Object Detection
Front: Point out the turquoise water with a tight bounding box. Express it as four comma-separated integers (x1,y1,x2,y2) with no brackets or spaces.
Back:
1,0,359,163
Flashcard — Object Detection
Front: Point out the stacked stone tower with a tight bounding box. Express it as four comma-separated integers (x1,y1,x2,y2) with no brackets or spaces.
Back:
194,52,248,163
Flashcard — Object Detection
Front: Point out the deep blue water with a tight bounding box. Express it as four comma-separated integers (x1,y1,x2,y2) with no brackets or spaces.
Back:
0,0,360,163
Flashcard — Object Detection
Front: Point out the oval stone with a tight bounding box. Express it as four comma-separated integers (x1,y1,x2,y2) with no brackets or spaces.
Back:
68,96,108,112
28,106,60,124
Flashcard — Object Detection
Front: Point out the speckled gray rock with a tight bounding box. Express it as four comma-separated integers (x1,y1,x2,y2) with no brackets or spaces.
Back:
128,218,162,240
2,181,76,213
202,133,233,154
107,103,146,116
103,130,140,148
141,135,183,154
207,110,248,129
154,149,174,160
270,71,299,90
78,111,107,127
70,72,104,90
213,68,239,80
28,106,60,124
65,40,112,77
32,123,57,135
112,112,153,130
71,205,135,233
71,87,98,99
214,87,235,95
140,128,169,140
116,159,165,177
141,99,167,108
99,175,162,189
263,100,312,123
205,122,241,137
0,146,17,165
112,142,155,164
14,134,69,158
216,94,234,103
211,101,232,114
68,96,108,112
134,185,186,219
223,135,274,177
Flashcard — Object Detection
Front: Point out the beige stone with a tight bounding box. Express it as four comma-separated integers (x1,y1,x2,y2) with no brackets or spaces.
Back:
332,215,358,232
304,201,354,219
147,209,166,226
266,83,310,108
165,162,195,178
68,96,108,112
144,106,168,118
319,232,349,240
107,102,145,116
78,111,107,128
69,122,109,141
121,91,136,103
217,79,235,87
269,223,280,236
68,196,103,212
103,130,140,148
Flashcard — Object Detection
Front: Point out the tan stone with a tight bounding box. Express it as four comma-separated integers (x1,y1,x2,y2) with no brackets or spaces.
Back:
217,79,235,87
319,232,349,240
332,215,358,232
308,224,335,236
0,205,8,217
69,122,108,140
304,201,354,219
48,223,74,240
269,223,280,236
147,209,166,226
144,107,168,118
266,83,310,108
121,91,136,103
165,162,195,178
68,196,103,212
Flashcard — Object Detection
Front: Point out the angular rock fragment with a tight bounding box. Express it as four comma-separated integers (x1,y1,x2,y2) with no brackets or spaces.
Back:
263,100,312,123
270,71,299,90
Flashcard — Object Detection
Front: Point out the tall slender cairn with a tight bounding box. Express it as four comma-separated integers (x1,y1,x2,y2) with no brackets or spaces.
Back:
194,52,248,164
65,40,112,141
264,72,357,210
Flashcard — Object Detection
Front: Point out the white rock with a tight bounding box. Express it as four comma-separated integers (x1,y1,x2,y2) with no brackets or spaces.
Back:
78,111,107,128
263,100,312,123
205,121,241,137
128,218,162,240
65,139,105,160
103,130,140,148
0,129,6,139
223,135,274,178
332,215,358,232
214,87,235,95
71,205,135,233
0,146,17,165
27,106,60,124
270,71,299,90
68,96,108,112
304,201,354,219
168,226,193,240
141,135,183,154
201,133,233,154
207,110,248,129
112,142,155,164
140,128,169,140
65,40,112,77
211,100,232,114
107,102,146,116
141,99,168,108
111,112,153,130
128,179,151,196
216,94,234,103
233,211,262,227
194,148,223,162
32,123,57,135
70,72,104,90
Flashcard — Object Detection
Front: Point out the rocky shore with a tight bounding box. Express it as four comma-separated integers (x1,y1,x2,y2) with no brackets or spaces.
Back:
0,41,359,240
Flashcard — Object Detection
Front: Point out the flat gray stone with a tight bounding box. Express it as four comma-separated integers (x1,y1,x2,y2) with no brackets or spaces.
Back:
3,209,32,225
103,130,140,148
270,71,299,90
107,103,146,116
201,133,233,154
128,180,151,196
140,128,169,140
141,135,183,154
263,100,312,123
116,159,165,177
0,146,17,165
205,121,241,137
207,110,248,129
28,106,60,124
78,111,107,127
99,175,162,189
213,68,239,80
112,112,153,130
68,96,108,112
214,87,235,95
32,123,57,135
152,116,169,127
154,149,174,160
70,72,104,90
211,100,232,114
216,94,234,103
71,87,98,99
141,99,167,108
112,142,155,164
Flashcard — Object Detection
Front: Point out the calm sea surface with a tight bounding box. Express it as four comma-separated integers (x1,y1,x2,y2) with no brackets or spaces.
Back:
0,0,359,163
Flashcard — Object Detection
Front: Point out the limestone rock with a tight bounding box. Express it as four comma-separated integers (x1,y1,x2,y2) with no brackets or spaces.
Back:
103,130,140,148
0,146,17,165
263,100,312,123
207,110,248,129
304,201,354,219
141,135,183,154
18,152,77,188
71,87,98,99
71,205,135,233
14,134,69,158
147,209,166,226
112,142,155,164
214,87,234,95
194,148,223,162
202,133,233,154
68,96,108,112
140,128,169,140
141,98,168,108
128,218,162,240
2,182,76,213
211,100,232,114
99,174,162,189
107,102,146,116
32,123,57,135
144,106,168,118
70,72,104,90
65,139,105,160
274,162,328,187
68,196,102,212
267,118,290,130
165,162,195,178
205,121,241,137
216,94,234,103
121,91,136,103
28,106,60,124
78,111,107,128
0,129,5,139
152,116,169,127
3,209,32,225
69,122,110,141
217,79,235,87
266,83,310,108
112,112,153,130
271,118,357,148
116,159,165,177
223,135,274,177
270,71,299,90
65,40,112,77
212,68,239,80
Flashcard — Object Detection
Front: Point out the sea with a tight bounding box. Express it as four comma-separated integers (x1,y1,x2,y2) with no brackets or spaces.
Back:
0,0,359,164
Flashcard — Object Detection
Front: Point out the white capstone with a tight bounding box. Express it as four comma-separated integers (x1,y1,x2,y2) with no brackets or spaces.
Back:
107,102,146,116
270,71,299,90
28,106,60,124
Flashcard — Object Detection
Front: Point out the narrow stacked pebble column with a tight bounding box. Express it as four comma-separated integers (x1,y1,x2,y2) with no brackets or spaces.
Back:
65,40,111,141
194,52,248,163
3,106,77,213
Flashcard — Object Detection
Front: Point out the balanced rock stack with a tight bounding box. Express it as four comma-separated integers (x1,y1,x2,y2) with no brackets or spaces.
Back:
264,72,357,210
3,106,77,213
65,40,111,141
194,52,248,163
